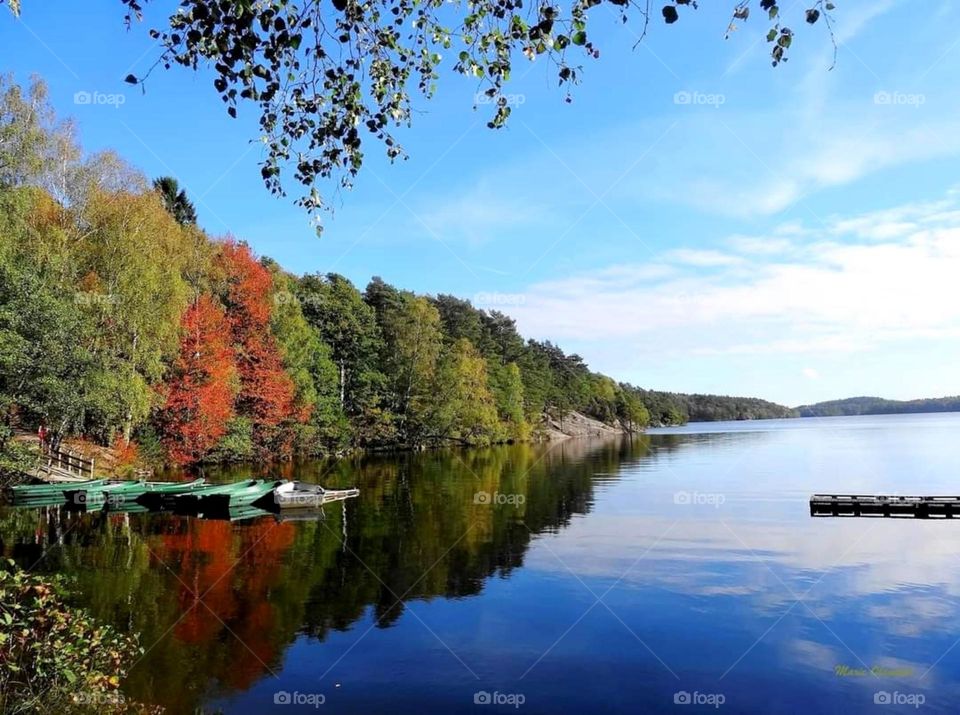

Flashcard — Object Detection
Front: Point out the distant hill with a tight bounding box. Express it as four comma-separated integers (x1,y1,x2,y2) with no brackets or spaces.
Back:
637,389,798,425
796,396,960,417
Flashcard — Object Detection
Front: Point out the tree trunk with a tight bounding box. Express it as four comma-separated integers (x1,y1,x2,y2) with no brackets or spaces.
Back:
338,362,346,409
123,332,139,443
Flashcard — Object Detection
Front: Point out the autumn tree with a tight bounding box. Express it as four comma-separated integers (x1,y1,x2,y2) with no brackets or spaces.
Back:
157,294,238,464
215,241,296,457
75,186,191,443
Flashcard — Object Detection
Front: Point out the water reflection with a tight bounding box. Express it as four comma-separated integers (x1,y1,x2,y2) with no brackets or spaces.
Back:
0,437,656,711
3,416,960,713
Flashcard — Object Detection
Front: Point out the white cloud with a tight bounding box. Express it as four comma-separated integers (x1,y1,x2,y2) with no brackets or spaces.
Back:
506,193,960,362
801,367,820,380
666,248,744,267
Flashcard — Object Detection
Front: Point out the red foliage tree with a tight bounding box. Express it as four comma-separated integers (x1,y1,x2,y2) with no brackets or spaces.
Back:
216,241,296,456
158,295,238,464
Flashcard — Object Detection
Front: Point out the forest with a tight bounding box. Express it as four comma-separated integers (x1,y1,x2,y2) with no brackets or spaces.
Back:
0,76,791,473
796,396,960,417
638,390,798,423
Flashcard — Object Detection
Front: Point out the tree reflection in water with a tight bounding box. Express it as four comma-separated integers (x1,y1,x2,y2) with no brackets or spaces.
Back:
0,436,661,711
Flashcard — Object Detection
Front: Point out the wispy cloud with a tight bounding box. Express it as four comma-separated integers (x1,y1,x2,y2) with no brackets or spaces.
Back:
507,192,960,364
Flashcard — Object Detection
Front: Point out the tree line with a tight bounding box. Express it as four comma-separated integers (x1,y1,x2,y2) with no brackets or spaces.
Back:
0,76,794,471
0,76,651,469
796,396,960,417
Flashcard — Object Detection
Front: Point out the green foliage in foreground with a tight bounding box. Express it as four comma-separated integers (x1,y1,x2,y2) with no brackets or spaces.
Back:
0,560,144,714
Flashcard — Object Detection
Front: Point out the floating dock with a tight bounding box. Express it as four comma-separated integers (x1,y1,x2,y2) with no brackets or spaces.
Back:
810,494,960,518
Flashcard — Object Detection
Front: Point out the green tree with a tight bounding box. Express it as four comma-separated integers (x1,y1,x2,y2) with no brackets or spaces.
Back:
616,387,650,432
269,267,344,451
153,175,198,226
366,281,444,442
298,273,391,444
489,362,529,441
75,187,191,442
428,339,499,445
0,187,94,447
0,74,76,190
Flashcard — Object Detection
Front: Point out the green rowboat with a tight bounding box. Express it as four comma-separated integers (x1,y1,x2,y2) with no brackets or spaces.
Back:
65,478,207,509
196,480,283,511
11,479,107,502
170,479,261,513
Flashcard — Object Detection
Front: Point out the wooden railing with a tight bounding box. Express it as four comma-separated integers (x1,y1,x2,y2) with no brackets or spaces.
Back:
40,444,96,479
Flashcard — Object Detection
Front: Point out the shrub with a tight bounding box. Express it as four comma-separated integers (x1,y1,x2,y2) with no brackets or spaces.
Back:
0,561,143,714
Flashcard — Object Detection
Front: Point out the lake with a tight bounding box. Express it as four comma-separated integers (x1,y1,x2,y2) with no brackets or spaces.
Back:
3,413,960,713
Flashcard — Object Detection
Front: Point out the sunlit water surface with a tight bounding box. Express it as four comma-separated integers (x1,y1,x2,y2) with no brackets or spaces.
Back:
3,413,960,713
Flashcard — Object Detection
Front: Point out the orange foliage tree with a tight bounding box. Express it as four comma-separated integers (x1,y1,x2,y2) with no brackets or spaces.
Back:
216,241,297,456
157,295,238,464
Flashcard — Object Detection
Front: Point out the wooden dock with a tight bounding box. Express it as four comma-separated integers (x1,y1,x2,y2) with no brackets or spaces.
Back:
810,494,960,518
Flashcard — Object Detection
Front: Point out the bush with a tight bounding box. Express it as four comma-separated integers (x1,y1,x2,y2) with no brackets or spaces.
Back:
0,561,143,714
208,416,254,462
0,437,34,488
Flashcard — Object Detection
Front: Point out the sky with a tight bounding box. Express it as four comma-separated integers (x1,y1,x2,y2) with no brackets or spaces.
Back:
4,1,960,407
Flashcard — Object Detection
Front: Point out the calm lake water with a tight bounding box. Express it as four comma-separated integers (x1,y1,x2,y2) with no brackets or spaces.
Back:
4,413,960,713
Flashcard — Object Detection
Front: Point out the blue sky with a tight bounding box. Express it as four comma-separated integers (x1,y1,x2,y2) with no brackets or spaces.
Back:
4,1,960,406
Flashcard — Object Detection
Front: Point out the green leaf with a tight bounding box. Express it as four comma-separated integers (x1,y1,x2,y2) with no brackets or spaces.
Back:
571,30,587,46
766,29,777,42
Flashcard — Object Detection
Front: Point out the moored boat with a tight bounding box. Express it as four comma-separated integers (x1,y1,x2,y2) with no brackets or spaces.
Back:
65,478,207,509
196,479,283,511
11,479,107,503
271,481,360,509
169,479,260,513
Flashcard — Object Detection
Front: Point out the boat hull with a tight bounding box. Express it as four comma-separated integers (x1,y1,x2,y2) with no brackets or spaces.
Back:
197,481,282,511
272,481,360,509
